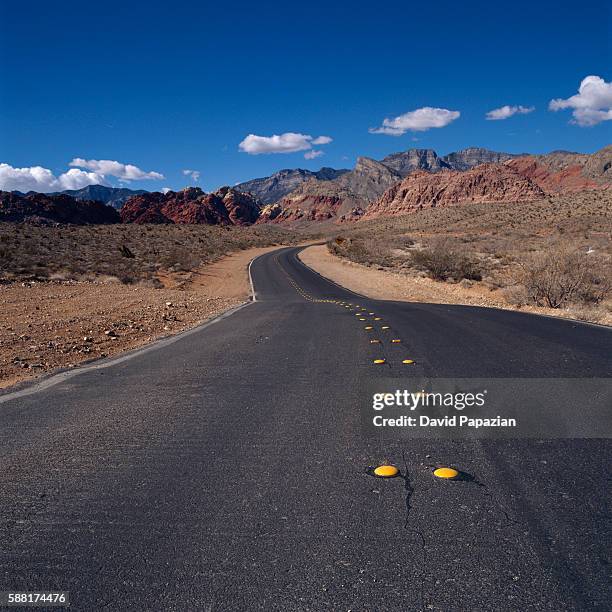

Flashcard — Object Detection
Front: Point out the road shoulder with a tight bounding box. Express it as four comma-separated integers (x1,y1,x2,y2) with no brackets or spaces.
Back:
1,245,282,390
298,244,611,326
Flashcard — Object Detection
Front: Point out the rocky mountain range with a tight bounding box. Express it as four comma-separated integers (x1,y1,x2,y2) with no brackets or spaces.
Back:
53,185,147,208
237,148,523,207
263,145,611,225
362,164,546,220
3,146,609,227
120,186,260,225
0,191,120,224
234,167,349,204
443,147,523,171
258,157,402,224
259,148,525,223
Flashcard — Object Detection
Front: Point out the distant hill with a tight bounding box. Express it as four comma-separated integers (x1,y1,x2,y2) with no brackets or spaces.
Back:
245,148,523,210
258,157,402,224
259,148,524,224
0,191,120,224
507,145,612,192
234,167,349,204
380,149,448,175
258,145,610,225
120,187,260,225
442,147,522,171
362,164,545,220
53,185,148,209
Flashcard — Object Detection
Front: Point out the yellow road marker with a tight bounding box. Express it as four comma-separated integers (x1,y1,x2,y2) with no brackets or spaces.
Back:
359,317,366,321
402,359,415,364
364,326,373,330
374,317,382,321
433,467,459,479
381,326,390,330
391,339,401,343
370,339,381,343
373,359,386,364
374,465,399,478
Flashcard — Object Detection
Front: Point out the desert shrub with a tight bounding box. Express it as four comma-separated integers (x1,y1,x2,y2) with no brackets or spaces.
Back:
328,238,369,264
160,247,200,272
0,223,298,283
328,235,413,268
516,245,611,308
409,239,482,282
566,304,608,324
118,274,137,285
120,244,135,258
502,284,529,307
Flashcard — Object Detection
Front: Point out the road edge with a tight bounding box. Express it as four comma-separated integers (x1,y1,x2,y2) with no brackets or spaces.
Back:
297,245,612,332
0,250,276,404
0,300,255,404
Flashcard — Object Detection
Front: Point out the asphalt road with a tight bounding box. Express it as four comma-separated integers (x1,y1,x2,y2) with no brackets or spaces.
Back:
0,246,610,611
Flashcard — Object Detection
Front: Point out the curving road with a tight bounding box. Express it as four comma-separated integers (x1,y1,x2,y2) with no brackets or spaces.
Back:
0,246,610,611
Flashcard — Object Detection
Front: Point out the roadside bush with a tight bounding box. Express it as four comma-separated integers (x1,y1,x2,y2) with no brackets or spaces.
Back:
159,247,201,272
409,239,482,282
328,234,416,269
516,245,611,308
0,223,298,283
327,237,395,268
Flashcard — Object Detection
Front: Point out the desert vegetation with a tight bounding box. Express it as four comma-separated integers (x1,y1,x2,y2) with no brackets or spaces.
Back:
0,223,297,284
327,190,612,323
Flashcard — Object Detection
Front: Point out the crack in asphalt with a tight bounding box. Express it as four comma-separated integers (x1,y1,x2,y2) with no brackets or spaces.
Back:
401,449,427,612
401,449,415,529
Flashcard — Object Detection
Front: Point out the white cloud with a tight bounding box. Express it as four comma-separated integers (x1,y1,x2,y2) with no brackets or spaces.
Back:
370,107,460,135
69,158,164,180
304,150,324,160
0,163,107,193
238,132,332,155
549,75,612,126
182,169,201,182
486,105,535,120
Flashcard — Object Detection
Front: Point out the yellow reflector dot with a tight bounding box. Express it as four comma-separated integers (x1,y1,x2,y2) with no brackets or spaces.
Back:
373,359,386,364
365,326,373,330
374,317,382,321
433,467,459,479
370,339,381,343
391,339,401,343
381,326,390,330
359,317,366,321
374,465,399,478
402,359,415,364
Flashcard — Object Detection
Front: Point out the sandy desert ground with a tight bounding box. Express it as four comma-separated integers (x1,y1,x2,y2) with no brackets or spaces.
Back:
0,245,280,389
299,244,612,326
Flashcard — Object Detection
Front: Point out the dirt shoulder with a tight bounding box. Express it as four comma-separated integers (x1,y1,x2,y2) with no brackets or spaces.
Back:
299,245,611,326
1,245,281,390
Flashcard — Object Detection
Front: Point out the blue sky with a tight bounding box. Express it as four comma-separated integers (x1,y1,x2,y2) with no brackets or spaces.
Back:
1,0,610,192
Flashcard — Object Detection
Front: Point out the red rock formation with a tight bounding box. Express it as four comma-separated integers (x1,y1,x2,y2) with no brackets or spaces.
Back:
0,191,120,224
363,164,545,220
505,157,602,192
120,187,260,225
258,194,347,224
